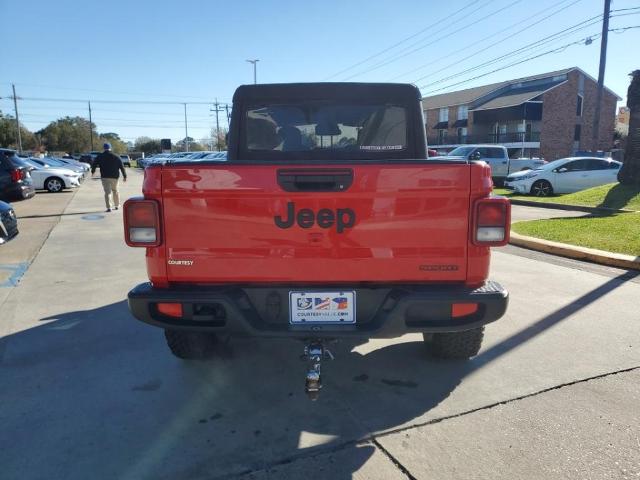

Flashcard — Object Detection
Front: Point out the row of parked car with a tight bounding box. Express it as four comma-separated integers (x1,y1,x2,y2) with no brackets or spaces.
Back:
1,148,91,201
0,148,97,245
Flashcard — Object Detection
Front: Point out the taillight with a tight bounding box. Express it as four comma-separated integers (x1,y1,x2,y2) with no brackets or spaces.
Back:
123,198,161,247
157,303,183,318
473,197,510,246
452,303,478,318
10,169,24,182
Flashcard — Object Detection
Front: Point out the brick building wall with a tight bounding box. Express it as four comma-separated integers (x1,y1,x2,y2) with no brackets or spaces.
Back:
579,72,618,152
539,70,617,160
425,69,617,156
539,74,577,160
425,106,474,144
425,109,439,142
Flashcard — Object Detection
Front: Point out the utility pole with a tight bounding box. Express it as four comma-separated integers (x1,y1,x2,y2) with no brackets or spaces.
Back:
183,103,189,152
88,101,94,151
246,59,259,84
225,103,230,126
591,0,611,148
210,100,224,151
11,84,22,153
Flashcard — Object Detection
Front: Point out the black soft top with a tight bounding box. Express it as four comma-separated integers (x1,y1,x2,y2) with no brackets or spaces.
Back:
233,82,423,104
227,82,427,162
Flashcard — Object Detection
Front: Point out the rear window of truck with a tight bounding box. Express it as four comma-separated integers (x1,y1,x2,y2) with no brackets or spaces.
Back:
245,103,407,154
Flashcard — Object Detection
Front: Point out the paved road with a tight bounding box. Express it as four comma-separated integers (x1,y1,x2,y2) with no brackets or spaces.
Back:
1,172,638,479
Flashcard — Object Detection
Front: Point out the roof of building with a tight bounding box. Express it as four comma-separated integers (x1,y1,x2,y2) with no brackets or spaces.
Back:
421,80,510,110
471,88,546,111
421,67,621,111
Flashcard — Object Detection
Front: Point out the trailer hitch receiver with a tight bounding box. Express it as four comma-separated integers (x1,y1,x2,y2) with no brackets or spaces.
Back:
301,340,334,400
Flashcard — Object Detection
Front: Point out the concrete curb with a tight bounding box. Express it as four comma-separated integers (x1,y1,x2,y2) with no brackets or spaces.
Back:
508,199,635,214
509,232,640,271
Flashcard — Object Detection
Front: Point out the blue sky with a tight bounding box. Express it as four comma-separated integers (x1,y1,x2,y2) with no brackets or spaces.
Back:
1,0,638,145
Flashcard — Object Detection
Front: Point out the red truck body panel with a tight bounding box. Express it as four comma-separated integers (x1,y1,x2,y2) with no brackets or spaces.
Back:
141,162,494,287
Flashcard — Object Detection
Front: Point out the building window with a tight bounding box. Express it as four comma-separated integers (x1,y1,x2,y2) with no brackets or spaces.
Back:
439,108,449,122
438,129,447,144
457,127,467,142
576,94,583,117
574,124,581,141
458,105,468,120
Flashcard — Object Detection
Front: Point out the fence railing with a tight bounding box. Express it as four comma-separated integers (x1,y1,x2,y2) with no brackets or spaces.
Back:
428,131,541,145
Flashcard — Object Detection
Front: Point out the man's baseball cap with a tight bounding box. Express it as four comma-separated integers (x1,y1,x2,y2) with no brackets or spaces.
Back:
103,142,112,150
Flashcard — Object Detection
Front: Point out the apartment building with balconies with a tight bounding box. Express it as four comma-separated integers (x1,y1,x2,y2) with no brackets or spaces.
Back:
423,67,620,160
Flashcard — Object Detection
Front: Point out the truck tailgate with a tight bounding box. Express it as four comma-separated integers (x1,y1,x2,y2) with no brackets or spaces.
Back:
160,163,470,283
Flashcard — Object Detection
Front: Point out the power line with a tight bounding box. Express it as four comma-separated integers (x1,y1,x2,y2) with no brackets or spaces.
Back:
16,113,215,126
610,24,640,33
391,0,583,82
420,33,601,95
610,6,640,13
8,96,220,105
0,82,224,101
417,13,604,90
322,0,485,80
342,0,524,81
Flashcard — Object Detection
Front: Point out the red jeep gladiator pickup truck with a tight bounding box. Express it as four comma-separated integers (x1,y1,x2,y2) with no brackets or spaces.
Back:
125,83,510,397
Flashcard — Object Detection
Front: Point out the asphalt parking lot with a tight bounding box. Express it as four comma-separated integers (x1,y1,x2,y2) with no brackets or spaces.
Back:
1,172,639,479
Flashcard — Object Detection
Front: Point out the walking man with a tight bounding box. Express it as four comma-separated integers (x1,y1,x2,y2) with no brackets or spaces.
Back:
92,143,127,212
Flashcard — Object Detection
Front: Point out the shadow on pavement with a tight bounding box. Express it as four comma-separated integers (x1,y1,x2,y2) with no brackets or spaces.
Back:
472,271,639,370
0,301,465,480
17,210,108,219
0,270,637,479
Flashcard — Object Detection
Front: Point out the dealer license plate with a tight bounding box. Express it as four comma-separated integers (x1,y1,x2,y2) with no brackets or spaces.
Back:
289,291,356,324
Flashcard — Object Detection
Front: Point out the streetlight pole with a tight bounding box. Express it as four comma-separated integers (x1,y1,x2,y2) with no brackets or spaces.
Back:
246,59,259,84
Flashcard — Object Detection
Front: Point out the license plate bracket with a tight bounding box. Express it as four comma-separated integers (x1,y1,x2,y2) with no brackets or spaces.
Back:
289,291,356,324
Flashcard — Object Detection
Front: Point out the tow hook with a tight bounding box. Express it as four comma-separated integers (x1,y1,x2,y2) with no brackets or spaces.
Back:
301,340,334,400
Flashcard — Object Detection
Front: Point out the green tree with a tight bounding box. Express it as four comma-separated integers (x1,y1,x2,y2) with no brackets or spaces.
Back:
38,116,98,153
0,112,38,150
618,70,640,186
98,132,128,154
134,136,162,154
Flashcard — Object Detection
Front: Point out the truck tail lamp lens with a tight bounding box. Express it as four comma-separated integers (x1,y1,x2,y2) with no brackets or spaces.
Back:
124,199,161,247
474,197,510,246
452,303,478,318
157,302,183,318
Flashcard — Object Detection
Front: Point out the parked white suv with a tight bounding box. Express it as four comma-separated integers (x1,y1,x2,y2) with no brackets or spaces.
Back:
504,157,621,196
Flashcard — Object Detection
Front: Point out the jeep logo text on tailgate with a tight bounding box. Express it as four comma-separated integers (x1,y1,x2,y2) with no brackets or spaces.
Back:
274,202,355,233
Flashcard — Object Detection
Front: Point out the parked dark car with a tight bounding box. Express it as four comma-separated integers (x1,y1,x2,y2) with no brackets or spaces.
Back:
78,153,96,166
0,149,36,201
0,200,19,244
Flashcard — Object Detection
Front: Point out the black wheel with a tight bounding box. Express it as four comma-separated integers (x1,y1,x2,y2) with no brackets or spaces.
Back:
530,179,553,197
164,329,218,359
45,177,64,193
426,327,484,359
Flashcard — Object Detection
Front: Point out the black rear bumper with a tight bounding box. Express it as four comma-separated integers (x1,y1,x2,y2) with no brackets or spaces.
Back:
128,281,508,338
